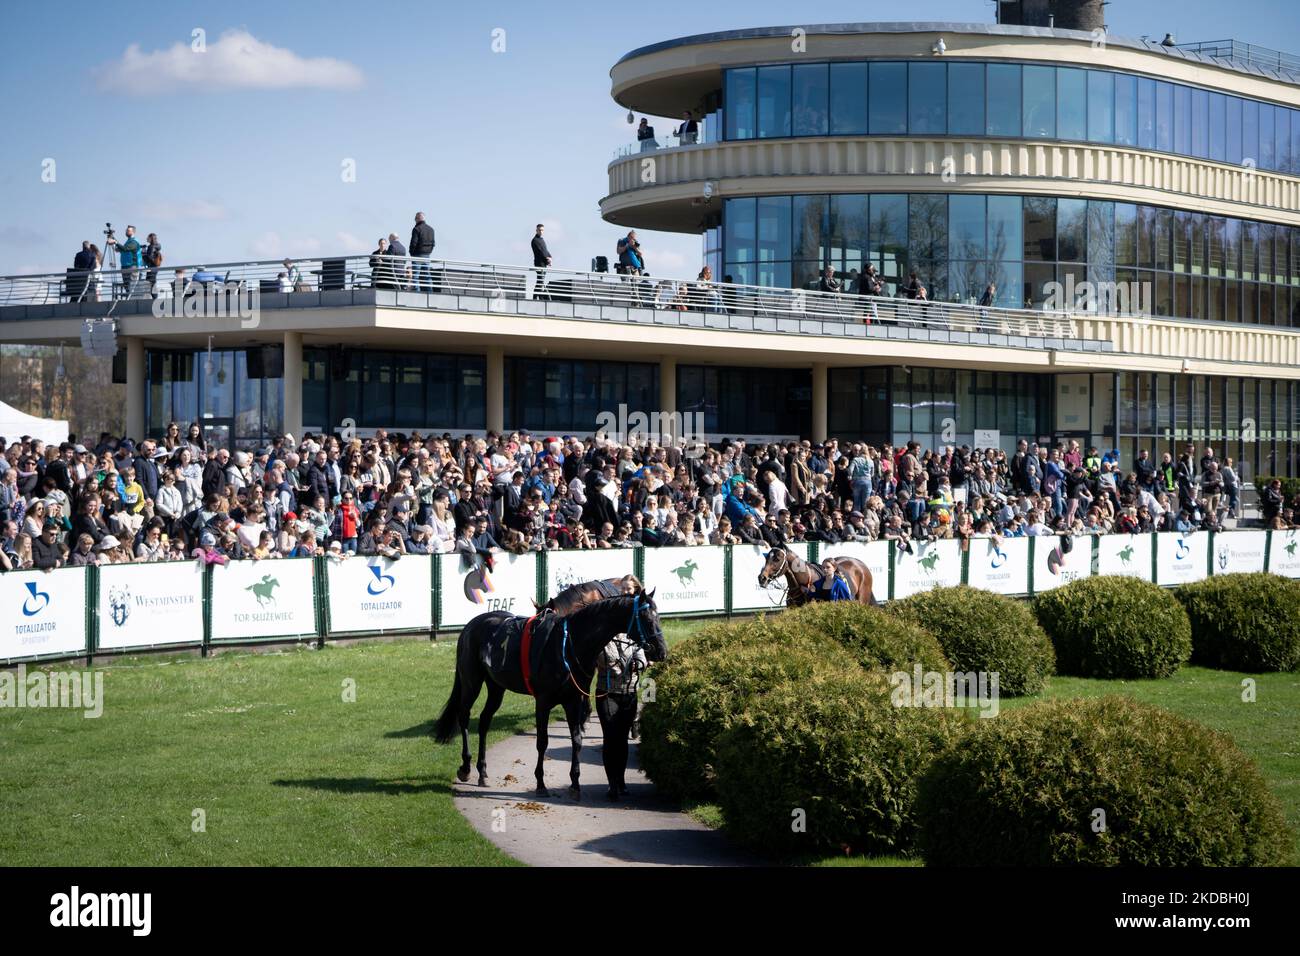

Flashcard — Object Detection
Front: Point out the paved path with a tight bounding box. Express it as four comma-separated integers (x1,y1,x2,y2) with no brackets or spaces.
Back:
452,721,757,867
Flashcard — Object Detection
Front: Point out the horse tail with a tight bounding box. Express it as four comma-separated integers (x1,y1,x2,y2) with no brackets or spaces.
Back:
433,669,463,744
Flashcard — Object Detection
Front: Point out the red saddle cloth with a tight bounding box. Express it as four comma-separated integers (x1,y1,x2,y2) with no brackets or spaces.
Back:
520,615,537,696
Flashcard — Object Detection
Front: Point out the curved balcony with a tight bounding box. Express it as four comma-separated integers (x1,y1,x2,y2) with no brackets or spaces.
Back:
602,136,1300,233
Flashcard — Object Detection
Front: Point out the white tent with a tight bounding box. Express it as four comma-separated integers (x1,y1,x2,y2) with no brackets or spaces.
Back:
0,400,69,448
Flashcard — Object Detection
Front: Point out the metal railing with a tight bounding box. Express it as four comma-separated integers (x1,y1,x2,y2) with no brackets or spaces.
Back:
611,130,705,159
1177,39,1300,77
0,254,1126,340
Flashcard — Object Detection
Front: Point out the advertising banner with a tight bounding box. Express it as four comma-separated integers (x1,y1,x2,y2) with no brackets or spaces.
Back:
819,541,891,603
0,567,87,662
965,535,1030,596
1097,533,1153,580
892,539,961,599
545,550,635,602
1031,534,1094,594
730,543,811,611
97,561,204,650
327,555,432,634
641,546,726,614
1211,531,1267,576
439,552,538,628
210,558,317,641
1269,528,1300,578
1154,532,1209,586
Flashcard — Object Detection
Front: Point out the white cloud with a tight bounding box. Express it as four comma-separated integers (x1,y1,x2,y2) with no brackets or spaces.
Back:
135,199,227,222
248,230,372,260
96,29,364,95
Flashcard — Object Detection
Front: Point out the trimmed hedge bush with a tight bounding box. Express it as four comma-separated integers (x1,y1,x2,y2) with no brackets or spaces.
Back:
1033,576,1191,679
889,586,1055,696
1176,573,1300,672
637,617,857,800
715,667,968,858
773,601,950,675
915,695,1290,866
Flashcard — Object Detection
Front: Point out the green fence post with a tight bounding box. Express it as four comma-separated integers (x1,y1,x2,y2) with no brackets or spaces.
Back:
724,544,733,619
315,555,328,649
960,542,970,586
1208,530,1216,576
1027,536,1036,598
85,564,97,668
430,553,440,639
634,546,645,587
1264,529,1273,573
1091,534,1100,576
536,549,548,611
887,541,896,602
808,541,820,566
1151,532,1159,584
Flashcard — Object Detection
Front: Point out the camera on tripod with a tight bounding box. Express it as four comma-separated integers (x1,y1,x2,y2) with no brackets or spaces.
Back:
103,222,116,242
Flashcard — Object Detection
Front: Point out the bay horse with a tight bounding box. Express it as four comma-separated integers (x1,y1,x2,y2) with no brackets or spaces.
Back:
433,592,667,799
757,545,876,607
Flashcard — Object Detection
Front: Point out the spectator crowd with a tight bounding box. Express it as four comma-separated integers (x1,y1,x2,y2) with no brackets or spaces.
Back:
1,425,1296,573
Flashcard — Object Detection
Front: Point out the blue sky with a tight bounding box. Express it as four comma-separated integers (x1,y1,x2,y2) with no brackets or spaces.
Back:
0,0,1297,278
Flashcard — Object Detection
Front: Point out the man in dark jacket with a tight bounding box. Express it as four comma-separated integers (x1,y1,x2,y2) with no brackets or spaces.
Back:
133,440,160,502
306,451,336,507
202,449,230,497
409,211,436,292
531,224,552,300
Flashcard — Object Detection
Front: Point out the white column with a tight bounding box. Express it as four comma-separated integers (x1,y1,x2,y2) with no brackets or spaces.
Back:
811,362,828,443
486,346,504,434
659,356,677,443
125,337,145,439
283,331,303,439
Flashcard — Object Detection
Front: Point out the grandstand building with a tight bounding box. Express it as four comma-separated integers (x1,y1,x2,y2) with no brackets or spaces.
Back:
1,5,1299,481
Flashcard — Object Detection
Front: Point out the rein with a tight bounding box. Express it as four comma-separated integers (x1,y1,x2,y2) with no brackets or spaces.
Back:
565,595,650,701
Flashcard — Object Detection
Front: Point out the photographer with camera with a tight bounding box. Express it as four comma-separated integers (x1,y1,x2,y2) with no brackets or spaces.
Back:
142,232,163,298
105,224,142,298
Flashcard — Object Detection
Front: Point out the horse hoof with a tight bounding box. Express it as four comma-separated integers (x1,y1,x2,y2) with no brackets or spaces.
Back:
536,786,550,797
456,767,470,783
569,785,581,801
478,775,488,788
606,789,619,802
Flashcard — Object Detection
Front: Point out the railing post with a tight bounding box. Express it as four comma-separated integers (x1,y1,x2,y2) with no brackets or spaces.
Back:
201,563,212,657
723,545,733,620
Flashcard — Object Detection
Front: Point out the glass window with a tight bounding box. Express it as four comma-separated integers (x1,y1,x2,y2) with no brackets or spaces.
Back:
1058,198,1087,262
908,62,946,134
792,195,825,264
949,194,986,260
1022,65,1056,138
724,68,756,140
1023,196,1056,261
1057,68,1086,141
1088,200,1115,281
1242,99,1259,166
1207,217,1225,277
987,195,1022,263
829,62,868,135
757,196,790,263
1293,110,1300,176
393,353,425,428
1172,209,1191,274
1259,103,1276,170
868,195,908,292
1114,73,1137,146
792,63,828,136
1153,207,1172,270
1241,221,1257,280
1174,84,1191,156
990,261,1021,308
1115,203,1137,266
1190,88,1209,158
869,62,907,134
1277,108,1293,174
947,62,984,135
1087,70,1114,143
724,197,756,264
1226,96,1242,164
909,194,948,297
1155,81,1173,152
1137,77,1156,149
828,194,868,275
756,65,791,138
1224,217,1240,278
986,63,1021,136
1208,92,1226,161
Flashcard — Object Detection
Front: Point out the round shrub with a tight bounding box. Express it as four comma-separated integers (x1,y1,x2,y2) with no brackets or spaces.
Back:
773,601,949,675
715,667,968,858
638,616,858,800
889,586,1055,696
1176,573,1300,672
915,695,1290,866
1033,576,1191,679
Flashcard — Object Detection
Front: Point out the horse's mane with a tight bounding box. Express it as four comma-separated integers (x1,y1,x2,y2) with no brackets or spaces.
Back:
544,577,630,616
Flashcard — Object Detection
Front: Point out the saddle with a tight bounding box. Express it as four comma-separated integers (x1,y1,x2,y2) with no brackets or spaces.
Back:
483,609,561,695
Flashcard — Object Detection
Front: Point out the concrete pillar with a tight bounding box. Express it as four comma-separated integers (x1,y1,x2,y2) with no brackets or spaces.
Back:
125,337,145,439
811,362,828,443
659,355,677,443
283,331,303,439
486,346,504,435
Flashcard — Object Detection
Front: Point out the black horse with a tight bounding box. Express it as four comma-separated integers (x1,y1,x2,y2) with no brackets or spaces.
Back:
433,592,668,799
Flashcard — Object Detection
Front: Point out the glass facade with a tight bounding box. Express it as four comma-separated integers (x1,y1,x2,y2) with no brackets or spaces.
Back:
720,60,1300,174
678,365,811,437
146,348,283,446
303,347,485,432
1116,373,1300,483
722,192,1300,324
504,358,657,435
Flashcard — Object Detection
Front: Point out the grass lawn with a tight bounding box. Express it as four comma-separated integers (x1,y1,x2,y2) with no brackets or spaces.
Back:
1,617,1294,866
